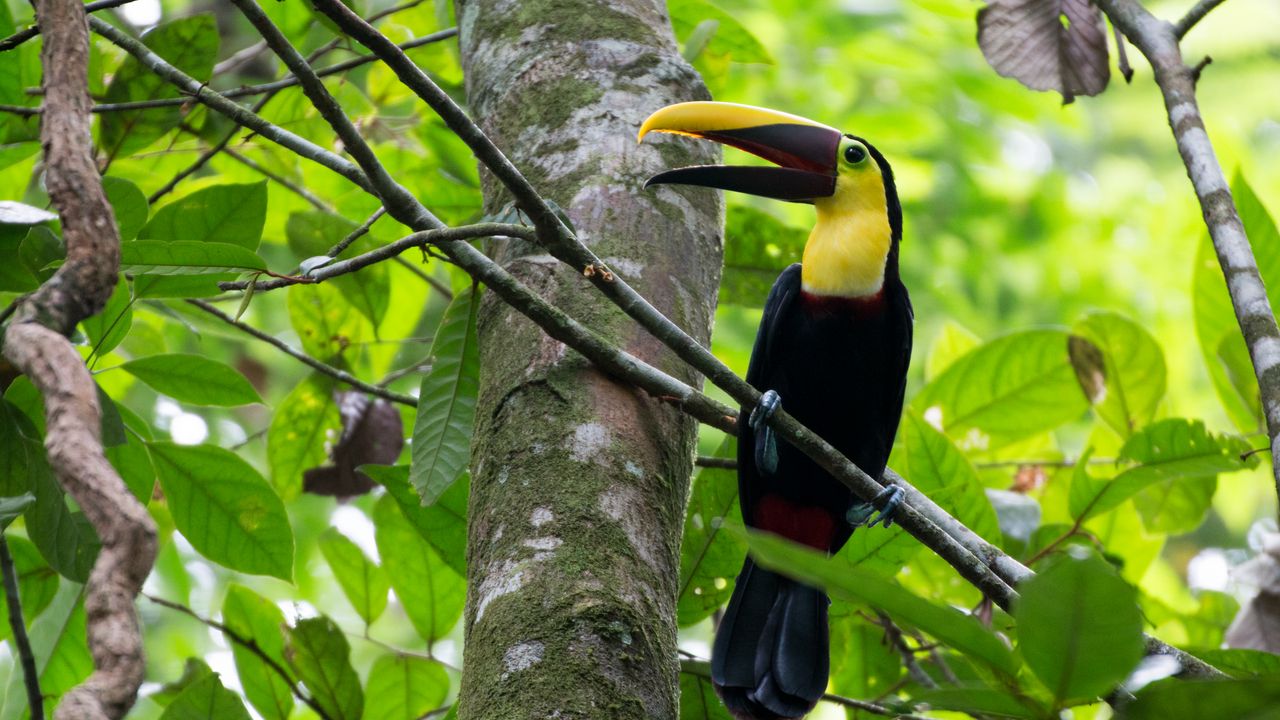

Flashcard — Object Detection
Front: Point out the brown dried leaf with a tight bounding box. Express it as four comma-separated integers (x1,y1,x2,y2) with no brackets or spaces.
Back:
977,0,1110,103
304,392,404,498
1068,335,1107,404
1226,532,1280,653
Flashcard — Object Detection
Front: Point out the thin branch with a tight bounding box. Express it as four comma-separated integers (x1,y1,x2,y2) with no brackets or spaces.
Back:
1174,0,1230,39
873,612,937,690
142,594,332,720
694,455,737,470
0,537,43,720
0,0,136,52
223,146,336,212
1096,0,1280,527
184,299,416,407
328,207,386,257
679,659,931,720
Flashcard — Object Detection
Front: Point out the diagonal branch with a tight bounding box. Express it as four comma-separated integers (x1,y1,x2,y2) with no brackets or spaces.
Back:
0,0,134,52
1174,0,1230,39
2,1,158,718
1094,0,1280,521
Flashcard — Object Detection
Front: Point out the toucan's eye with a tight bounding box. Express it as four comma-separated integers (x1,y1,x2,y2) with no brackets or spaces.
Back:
844,145,867,164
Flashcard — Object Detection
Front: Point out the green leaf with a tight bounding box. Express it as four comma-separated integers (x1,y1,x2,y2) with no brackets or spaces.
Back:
912,329,1089,447
99,15,219,160
1015,551,1143,704
925,320,981,382
222,584,294,720
913,688,1044,718
373,494,465,642
1132,475,1216,534
120,353,262,407
363,654,450,720
362,464,468,576
139,181,268,250
1069,419,1252,523
1189,648,1280,678
24,424,100,582
119,240,267,275
1192,173,1280,433
411,286,480,504
105,402,157,502
102,176,149,242
0,399,29,497
828,610,903,698
159,673,253,720
1121,678,1280,720
150,442,294,580
287,282,371,362
679,662,734,720
0,492,34,529
901,412,1001,542
747,530,1018,676
718,206,805,307
285,616,364,720
81,275,133,357
18,225,62,280
149,659,215,709
319,527,389,625
286,210,389,327
0,224,38,292
678,437,747,627
668,0,773,64
1073,311,1166,436
0,537,59,645
0,582,88,720
268,373,341,499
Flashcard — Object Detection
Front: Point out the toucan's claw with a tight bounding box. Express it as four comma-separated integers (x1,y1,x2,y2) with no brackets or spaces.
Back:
749,390,782,476
847,486,904,529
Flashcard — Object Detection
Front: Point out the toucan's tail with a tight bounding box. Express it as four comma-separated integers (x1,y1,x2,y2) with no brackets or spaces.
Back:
711,557,829,720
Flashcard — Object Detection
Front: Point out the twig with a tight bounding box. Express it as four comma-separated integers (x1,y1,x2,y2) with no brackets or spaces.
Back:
1174,0,1230,39
142,594,332,720
0,537,43,720
184,299,415,407
3,2,159,719
1095,0,1280,526
328,207,386,257
694,456,737,470
874,612,937,690
0,0,136,52
223,147,336,213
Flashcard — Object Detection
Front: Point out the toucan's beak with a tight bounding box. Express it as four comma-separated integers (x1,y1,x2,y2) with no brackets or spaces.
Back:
638,101,841,202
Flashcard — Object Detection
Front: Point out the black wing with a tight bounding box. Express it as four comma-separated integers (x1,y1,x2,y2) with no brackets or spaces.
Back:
738,264,801,489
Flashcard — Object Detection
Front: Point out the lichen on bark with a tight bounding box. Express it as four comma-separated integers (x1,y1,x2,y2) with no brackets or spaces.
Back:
453,1,723,717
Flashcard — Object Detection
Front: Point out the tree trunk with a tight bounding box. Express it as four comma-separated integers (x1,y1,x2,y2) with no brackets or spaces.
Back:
453,2,723,717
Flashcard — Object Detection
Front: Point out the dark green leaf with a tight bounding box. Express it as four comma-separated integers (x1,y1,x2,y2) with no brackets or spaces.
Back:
363,654,450,720
286,616,364,720
286,210,389,327
1121,678,1280,720
158,673,253,720
81,275,133,357
139,181,268,250
319,527,389,625
119,240,267,275
18,225,63,280
1073,311,1166,436
120,353,262,406
411,286,480,504
747,530,1018,675
25,426,100,582
1189,648,1280,678
678,437,746,627
268,373,341,499
914,688,1044,718
828,610,903,698
912,329,1089,446
0,492,34,528
679,662,733,720
223,583,294,720
1015,551,1144,703
0,224,38,292
102,176,149,242
373,494,465,642
0,537,59,645
0,580,87,719
362,464,468,576
150,442,294,580
0,399,30,497
99,15,219,160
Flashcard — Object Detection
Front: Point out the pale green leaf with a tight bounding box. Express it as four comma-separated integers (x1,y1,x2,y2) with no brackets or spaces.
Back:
158,673,252,720
119,240,267,275
319,527,389,625
373,495,465,643
363,654,450,720
362,464,468,576
120,353,262,406
222,584,294,720
285,616,364,720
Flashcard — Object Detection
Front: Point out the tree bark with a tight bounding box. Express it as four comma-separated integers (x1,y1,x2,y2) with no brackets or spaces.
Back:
453,2,722,717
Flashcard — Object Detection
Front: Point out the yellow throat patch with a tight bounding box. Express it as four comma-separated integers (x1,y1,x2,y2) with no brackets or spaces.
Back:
801,165,892,298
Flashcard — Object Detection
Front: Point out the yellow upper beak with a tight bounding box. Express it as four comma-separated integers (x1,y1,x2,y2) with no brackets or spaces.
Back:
637,101,836,143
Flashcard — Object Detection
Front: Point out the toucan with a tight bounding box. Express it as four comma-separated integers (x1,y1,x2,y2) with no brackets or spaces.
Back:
639,102,913,719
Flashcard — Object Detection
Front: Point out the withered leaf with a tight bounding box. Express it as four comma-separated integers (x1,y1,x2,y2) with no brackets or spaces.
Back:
977,0,1110,103
304,392,404,498
1068,334,1107,405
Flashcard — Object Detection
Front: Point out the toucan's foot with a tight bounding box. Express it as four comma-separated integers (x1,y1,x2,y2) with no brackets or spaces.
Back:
846,485,905,529
748,390,782,476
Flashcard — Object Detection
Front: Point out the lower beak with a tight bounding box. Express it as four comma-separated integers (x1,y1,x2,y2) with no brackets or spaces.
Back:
638,102,841,203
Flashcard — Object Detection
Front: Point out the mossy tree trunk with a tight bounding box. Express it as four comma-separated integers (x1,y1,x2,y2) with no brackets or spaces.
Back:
453,1,723,717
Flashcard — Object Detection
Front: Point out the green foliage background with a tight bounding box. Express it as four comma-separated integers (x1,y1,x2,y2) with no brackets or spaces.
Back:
1,0,1279,718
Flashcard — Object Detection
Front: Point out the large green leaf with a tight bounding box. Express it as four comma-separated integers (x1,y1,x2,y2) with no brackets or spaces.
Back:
677,437,747,627
924,320,981,382
679,662,734,720
267,373,340,499
23,422,100,582
747,530,1018,676
319,527,389,626
81,275,133,357
1015,551,1144,704
1121,678,1280,720
120,353,262,406
0,537,58,645
102,176,149,242
150,442,294,580
362,464,468,576
158,673,253,720
1192,174,1280,433
1073,311,1166,436
0,581,87,720
373,495,465,643
285,616,364,720
411,286,480,505
0,399,30,497
363,654,450,720
1069,419,1252,522
668,0,773,64
286,210,389,328
717,206,805,307
119,240,267,275
139,181,268,251
287,282,371,362
901,412,1001,542
828,609,903,699
1132,475,1216,534
99,16,219,160
913,688,1044,718
222,584,294,720
1189,648,1280,678
912,329,1089,447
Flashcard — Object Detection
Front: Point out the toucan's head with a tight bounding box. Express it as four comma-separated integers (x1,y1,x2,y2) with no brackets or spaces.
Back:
637,101,901,241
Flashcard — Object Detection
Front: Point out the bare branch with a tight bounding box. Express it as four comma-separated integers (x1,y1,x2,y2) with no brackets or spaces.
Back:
184,300,416,407
0,0,136,52
1174,0,1230,39
0,537,43,720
